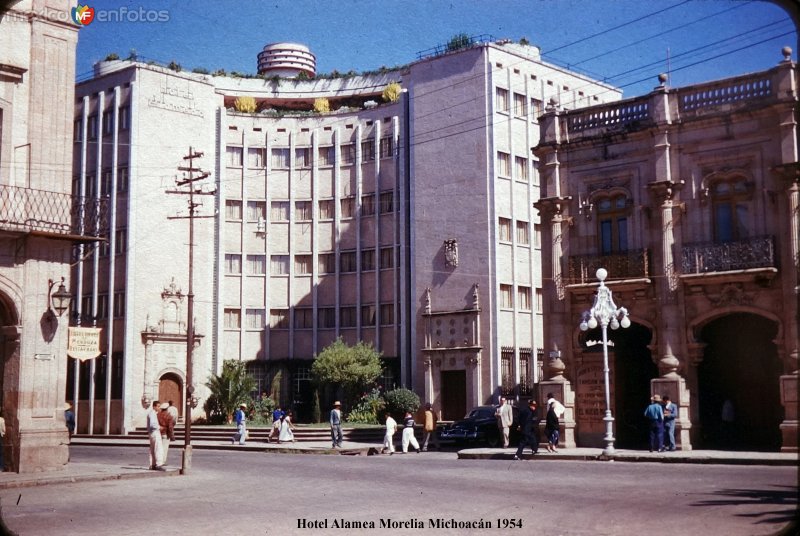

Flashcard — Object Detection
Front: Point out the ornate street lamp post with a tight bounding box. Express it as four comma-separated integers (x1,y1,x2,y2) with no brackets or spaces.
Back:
579,268,630,457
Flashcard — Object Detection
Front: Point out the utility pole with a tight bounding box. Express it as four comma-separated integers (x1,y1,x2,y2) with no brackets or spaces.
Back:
167,147,214,474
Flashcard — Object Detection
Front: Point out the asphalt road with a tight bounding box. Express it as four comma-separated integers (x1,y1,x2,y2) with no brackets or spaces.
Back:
0,446,796,536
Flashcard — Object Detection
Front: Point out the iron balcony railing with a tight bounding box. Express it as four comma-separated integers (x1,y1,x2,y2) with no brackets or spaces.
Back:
0,184,108,239
680,236,775,274
567,249,650,285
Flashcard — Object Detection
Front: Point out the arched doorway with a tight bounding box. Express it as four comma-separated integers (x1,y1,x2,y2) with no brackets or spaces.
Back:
697,313,781,451
158,373,183,418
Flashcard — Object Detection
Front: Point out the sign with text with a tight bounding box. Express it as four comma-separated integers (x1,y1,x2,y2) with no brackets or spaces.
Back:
67,327,102,361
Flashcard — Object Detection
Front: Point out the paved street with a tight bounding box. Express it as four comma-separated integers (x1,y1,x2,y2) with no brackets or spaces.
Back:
0,446,796,535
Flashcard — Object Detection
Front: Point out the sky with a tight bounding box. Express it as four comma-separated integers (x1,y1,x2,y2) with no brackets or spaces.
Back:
74,0,798,98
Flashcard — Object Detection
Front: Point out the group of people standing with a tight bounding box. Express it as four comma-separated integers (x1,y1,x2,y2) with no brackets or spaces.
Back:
381,403,439,454
231,403,296,446
497,393,565,459
643,394,678,452
146,399,177,470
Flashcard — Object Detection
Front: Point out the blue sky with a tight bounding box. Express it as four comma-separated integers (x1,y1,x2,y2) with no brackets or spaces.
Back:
75,0,797,97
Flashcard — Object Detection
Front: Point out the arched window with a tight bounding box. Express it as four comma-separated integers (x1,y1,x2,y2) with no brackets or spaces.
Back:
597,194,629,255
710,177,751,242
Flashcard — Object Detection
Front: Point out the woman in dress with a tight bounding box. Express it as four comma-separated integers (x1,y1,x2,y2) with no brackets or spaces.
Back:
279,410,295,442
545,401,560,452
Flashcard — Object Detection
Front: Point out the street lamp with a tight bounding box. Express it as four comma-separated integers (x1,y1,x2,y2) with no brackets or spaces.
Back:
579,268,630,457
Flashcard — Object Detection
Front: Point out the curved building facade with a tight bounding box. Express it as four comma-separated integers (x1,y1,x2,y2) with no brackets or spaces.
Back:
257,42,316,78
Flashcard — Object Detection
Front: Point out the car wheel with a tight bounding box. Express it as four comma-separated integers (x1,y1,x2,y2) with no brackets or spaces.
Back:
486,430,500,448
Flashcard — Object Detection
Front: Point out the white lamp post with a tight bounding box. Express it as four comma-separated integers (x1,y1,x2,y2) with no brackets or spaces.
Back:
579,268,630,457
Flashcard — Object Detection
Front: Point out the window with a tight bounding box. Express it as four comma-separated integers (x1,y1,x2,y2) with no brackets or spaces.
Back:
340,306,357,328
270,309,289,329
225,254,242,274
88,115,98,140
361,139,375,161
295,147,312,168
361,193,376,216
114,229,127,255
318,253,336,274
340,197,355,218
380,304,394,325
113,291,125,318
361,305,376,327
247,201,266,221
380,247,394,269
101,169,112,197
496,87,509,113
245,309,266,329
711,177,751,242
518,286,531,311
74,119,83,142
271,201,289,221
318,307,336,328
117,167,129,193
318,146,335,167
98,240,110,257
516,221,529,245
246,254,266,275
103,112,113,135
294,254,312,275
501,347,514,395
514,92,527,117
519,348,533,395
499,217,512,242
515,156,528,182
224,308,241,329
319,199,335,220
271,147,290,168
295,200,312,221
497,152,510,177
379,191,394,213
119,106,130,131
379,137,393,159
248,148,266,168
535,288,543,312
226,200,242,220
500,284,514,308
226,146,243,167
530,98,543,121
534,223,542,249
270,255,289,275
340,251,357,273
294,308,313,329
361,249,375,271
341,143,356,165
597,194,629,255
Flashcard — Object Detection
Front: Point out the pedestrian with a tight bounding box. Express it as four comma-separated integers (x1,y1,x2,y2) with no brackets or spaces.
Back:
514,399,540,459
496,396,514,448
0,409,6,472
167,400,179,423
158,402,176,465
268,405,284,443
279,410,295,442
644,395,665,452
662,395,678,451
147,400,164,470
231,403,247,445
382,412,397,455
545,401,560,453
421,403,440,451
401,411,421,453
545,392,566,419
330,401,343,448
64,402,76,438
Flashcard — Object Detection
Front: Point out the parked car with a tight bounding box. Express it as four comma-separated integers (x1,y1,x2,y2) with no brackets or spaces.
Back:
439,405,519,447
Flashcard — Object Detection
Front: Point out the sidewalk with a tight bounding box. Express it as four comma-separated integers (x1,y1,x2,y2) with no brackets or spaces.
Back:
0,440,795,489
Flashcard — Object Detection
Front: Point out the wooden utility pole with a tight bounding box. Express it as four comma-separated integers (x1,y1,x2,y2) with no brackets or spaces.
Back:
167,147,214,474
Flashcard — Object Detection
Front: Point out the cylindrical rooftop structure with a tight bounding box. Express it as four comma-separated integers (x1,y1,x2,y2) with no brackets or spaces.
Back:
257,42,316,78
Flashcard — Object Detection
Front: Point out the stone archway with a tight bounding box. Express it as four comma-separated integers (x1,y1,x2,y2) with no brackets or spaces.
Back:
696,313,782,451
158,373,183,418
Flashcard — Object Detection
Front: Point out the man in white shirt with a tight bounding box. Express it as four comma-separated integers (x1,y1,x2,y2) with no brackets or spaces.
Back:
382,412,397,455
147,400,164,470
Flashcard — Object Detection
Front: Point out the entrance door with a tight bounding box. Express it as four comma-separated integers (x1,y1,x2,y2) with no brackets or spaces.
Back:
440,370,467,421
698,313,781,451
158,373,182,418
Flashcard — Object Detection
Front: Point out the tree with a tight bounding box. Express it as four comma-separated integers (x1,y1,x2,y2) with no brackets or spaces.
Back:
205,360,256,423
312,338,382,409
383,388,420,419
446,33,474,53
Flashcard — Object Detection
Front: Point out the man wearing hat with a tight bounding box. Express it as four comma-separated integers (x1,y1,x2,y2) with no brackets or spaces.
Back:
514,399,541,460
330,401,343,448
158,402,176,465
644,394,665,452
147,400,164,470
232,403,248,445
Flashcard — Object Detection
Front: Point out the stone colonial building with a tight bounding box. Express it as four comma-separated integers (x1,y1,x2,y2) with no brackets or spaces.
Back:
71,39,621,432
0,0,104,472
534,50,799,452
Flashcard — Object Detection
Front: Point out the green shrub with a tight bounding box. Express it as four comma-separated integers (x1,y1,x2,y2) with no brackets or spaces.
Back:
248,395,275,425
234,96,257,113
382,388,420,419
313,98,330,113
346,387,385,424
446,33,474,53
382,82,402,103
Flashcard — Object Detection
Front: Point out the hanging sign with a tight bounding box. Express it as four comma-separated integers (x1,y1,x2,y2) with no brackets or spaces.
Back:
67,327,102,361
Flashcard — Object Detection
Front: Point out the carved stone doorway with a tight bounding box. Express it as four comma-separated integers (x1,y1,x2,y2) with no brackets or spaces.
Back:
158,373,183,418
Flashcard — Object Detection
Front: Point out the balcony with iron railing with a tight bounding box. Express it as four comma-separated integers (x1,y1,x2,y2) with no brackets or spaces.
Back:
567,249,650,285
0,184,108,240
680,236,776,275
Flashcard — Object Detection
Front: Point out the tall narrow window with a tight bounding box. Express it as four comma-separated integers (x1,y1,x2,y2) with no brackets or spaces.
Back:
341,143,356,165
248,148,266,168
340,306,357,328
225,254,242,274
516,221,529,245
246,309,266,329
271,201,289,221
380,247,394,269
514,92,527,117
247,201,266,221
518,286,531,311
226,146,243,167
500,284,514,308
379,137,393,159
318,146,334,167
318,199,335,220
270,255,289,275
340,197,355,218
270,309,289,329
597,194,629,255
295,147,312,168
340,251,357,273
496,87,509,113
379,191,394,213
361,249,375,271
224,308,241,329
361,139,375,161
515,156,528,182
294,254,312,275
318,253,335,274
295,200,312,221
711,177,751,242
497,152,511,177
361,193,376,216
226,200,242,220
271,148,290,169
499,217,512,242
246,254,266,275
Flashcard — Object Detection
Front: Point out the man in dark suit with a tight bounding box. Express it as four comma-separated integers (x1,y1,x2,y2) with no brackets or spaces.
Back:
514,399,540,460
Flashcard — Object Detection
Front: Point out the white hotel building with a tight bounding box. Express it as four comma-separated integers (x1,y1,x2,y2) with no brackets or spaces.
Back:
70,40,620,432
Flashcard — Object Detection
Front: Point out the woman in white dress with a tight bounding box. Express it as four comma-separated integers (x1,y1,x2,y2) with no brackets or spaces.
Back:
279,410,295,442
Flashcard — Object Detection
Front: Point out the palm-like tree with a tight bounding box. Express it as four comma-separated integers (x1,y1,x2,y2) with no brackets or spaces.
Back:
205,361,256,423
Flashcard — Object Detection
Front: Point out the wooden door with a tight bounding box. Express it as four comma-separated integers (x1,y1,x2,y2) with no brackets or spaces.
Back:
440,370,467,421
